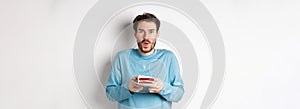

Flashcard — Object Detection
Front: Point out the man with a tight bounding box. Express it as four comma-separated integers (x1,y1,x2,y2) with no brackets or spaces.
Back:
106,13,184,109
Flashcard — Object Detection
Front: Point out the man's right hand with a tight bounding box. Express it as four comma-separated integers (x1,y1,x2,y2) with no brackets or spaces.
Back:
128,76,144,93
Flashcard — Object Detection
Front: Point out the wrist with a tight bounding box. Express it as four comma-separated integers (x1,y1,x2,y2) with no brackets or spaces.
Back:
129,90,134,94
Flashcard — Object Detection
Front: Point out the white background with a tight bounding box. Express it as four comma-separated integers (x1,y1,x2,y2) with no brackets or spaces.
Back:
0,0,300,109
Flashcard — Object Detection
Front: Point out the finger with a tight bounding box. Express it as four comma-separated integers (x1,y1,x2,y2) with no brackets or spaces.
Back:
132,82,140,87
133,85,141,89
131,76,137,81
133,86,144,92
137,86,144,90
148,86,156,89
153,86,160,89
130,85,142,92
149,83,161,88
148,88,158,93
133,84,143,89
149,90,155,93
153,78,158,82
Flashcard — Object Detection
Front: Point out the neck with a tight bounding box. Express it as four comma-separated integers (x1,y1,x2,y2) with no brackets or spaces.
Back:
138,49,155,56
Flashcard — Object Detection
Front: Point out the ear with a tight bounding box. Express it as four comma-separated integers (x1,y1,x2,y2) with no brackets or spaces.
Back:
134,30,138,38
156,30,160,38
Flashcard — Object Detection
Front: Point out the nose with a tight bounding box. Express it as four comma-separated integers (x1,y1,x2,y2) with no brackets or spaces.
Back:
143,32,150,39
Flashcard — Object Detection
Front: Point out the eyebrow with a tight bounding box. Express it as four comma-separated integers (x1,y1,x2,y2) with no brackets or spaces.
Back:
137,28,156,31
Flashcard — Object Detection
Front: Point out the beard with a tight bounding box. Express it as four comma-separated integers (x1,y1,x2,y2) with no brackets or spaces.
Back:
137,39,156,54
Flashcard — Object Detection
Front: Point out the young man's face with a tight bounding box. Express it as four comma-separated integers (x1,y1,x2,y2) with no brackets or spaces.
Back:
134,21,159,54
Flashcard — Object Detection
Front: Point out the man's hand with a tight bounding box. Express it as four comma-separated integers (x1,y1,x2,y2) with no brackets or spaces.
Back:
128,76,144,93
148,78,164,93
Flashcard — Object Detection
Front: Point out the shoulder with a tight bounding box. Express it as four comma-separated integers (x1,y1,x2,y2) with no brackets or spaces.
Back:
156,49,176,57
116,49,132,55
115,49,135,58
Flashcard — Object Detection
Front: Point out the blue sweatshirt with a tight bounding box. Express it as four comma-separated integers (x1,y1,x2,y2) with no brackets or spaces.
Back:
106,49,184,109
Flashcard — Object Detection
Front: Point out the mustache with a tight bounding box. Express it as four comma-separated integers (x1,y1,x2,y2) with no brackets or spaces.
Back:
139,39,152,44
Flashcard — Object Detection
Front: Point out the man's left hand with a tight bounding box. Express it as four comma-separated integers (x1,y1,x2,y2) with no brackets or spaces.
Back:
148,78,164,93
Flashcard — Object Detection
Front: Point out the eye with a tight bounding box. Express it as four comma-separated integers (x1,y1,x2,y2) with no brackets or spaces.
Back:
150,30,155,34
138,30,144,33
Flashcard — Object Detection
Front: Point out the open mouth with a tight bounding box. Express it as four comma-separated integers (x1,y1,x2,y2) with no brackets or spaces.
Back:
142,40,151,46
143,42,149,46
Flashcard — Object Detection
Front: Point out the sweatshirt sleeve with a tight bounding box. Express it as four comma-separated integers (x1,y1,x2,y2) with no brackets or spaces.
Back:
106,53,132,102
158,52,184,102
